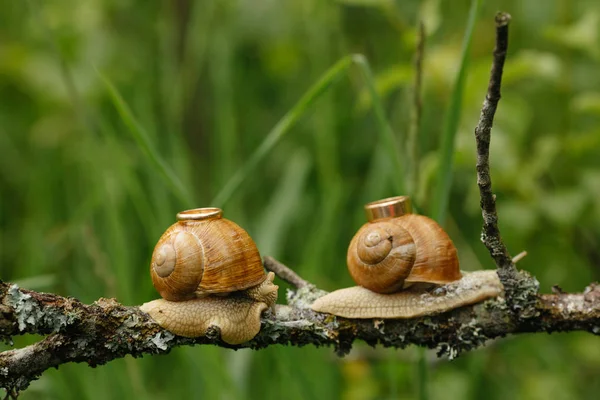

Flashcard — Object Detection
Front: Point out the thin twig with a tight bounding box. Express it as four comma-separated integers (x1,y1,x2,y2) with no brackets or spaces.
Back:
512,251,528,264
263,256,309,288
474,12,514,271
473,13,540,314
407,21,425,196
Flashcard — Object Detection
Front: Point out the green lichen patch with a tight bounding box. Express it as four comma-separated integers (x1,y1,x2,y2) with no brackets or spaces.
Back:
149,331,175,351
286,285,328,309
4,285,75,334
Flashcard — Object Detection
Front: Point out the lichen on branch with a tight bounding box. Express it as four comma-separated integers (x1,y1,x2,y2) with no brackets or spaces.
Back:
1,275,600,393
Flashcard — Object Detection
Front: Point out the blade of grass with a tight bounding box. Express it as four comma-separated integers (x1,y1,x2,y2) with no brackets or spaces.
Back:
255,149,311,256
13,274,56,290
416,3,480,397
212,54,405,207
99,72,194,208
430,0,481,224
408,21,430,400
211,56,351,207
26,0,92,137
417,347,428,400
407,21,426,197
352,54,406,194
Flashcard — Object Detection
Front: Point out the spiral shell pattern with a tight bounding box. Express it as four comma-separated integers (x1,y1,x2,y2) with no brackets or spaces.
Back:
347,215,461,294
347,221,416,293
150,208,266,301
151,230,205,301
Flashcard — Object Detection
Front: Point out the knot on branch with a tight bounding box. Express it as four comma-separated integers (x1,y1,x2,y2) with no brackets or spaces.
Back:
498,269,540,318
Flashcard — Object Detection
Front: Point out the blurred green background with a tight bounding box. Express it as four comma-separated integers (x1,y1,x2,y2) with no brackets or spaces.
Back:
1,0,600,398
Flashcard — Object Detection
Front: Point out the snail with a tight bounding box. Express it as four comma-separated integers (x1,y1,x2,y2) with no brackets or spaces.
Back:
311,196,503,318
139,208,278,345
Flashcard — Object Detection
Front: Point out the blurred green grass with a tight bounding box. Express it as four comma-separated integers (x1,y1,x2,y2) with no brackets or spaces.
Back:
1,0,600,399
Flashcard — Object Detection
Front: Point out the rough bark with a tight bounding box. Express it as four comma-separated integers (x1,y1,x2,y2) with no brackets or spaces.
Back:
0,278,599,392
473,12,541,319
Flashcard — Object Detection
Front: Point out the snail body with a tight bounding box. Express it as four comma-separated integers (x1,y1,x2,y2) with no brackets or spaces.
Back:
140,208,278,344
311,196,503,318
311,270,501,318
141,272,277,343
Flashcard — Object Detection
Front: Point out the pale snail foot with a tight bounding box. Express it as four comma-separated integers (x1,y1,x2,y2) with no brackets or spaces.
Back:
140,273,278,345
310,270,503,319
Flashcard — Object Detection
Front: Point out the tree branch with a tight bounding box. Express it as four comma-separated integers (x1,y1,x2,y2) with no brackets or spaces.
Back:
264,256,309,289
1,272,599,393
475,12,512,269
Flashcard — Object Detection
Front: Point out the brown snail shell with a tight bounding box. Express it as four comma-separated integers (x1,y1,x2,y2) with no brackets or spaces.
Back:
347,214,462,294
150,207,266,301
